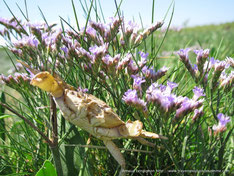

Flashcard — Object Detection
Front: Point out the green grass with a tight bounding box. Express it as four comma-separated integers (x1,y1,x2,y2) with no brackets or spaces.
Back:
160,22,234,57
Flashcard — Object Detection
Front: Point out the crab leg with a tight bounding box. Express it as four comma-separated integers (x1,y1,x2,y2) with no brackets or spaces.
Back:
136,137,156,147
103,140,126,176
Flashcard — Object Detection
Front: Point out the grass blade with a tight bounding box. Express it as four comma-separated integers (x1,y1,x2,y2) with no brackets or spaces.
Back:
71,0,80,31
3,0,28,35
81,0,94,45
24,0,29,20
38,6,51,31
151,0,155,55
148,1,175,67
16,3,29,21
98,0,106,23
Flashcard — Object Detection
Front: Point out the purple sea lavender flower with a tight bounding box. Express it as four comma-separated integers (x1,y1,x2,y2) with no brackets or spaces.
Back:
6,75,16,84
177,48,197,80
192,87,205,101
147,83,170,104
61,46,68,56
217,113,231,126
167,81,178,90
146,83,158,96
89,44,108,61
108,16,122,31
166,81,178,93
159,85,167,92
152,66,169,81
139,51,149,59
131,75,145,92
89,20,107,37
175,99,192,118
175,98,203,119
14,72,31,82
117,53,132,70
125,20,139,34
220,71,234,89
128,59,138,73
81,26,96,38
192,106,204,121
142,66,156,78
76,47,93,61
0,74,7,84
8,20,18,28
225,57,234,68
102,55,112,65
194,49,203,58
142,66,169,81
194,49,209,74
194,49,209,59
146,82,177,112
193,64,199,76
174,96,187,108
29,37,39,47
210,57,217,65
203,57,215,72
122,89,147,111
0,17,9,24
212,113,231,134
122,89,138,104
137,52,148,67
147,86,163,105
160,94,176,112
15,63,23,69
211,60,227,89
102,54,120,67
214,60,227,72
177,48,190,61
135,21,163,44
15,35,39,48
42,32,56,47
138,58,147,68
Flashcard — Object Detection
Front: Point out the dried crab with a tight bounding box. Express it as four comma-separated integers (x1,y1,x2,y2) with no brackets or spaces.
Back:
30,71,167,175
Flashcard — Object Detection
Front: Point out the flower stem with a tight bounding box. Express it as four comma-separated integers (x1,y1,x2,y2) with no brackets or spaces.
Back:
50,145,63,176
50,96,63,176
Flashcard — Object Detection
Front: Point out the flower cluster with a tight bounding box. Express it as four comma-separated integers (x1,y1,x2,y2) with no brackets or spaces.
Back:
0,17,27,36
219,71,234,91
122,89,147,112
177,48,233,91
0,72,31,88
142,65,169,81
212,113,231,134
146,82,205,119
120,20,163,47
0,17,164,85
121,51,169,113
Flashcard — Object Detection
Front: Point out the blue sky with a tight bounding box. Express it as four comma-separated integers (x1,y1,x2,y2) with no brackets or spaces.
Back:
0,0,234,28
